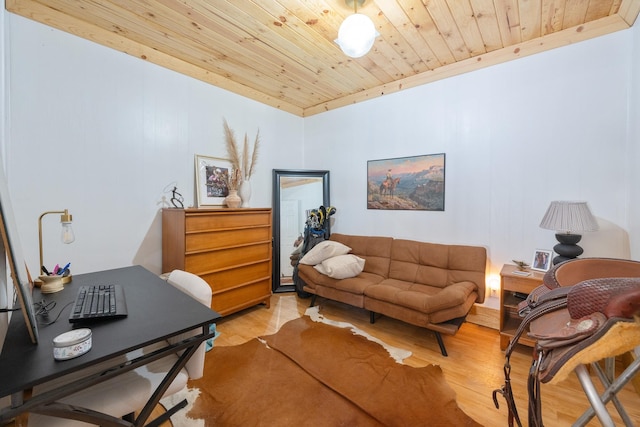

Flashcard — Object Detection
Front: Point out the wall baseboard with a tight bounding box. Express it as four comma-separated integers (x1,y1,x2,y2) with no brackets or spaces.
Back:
467,304,499,330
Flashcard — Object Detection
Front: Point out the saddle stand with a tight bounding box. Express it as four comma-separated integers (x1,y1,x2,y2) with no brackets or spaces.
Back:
493,259,640,427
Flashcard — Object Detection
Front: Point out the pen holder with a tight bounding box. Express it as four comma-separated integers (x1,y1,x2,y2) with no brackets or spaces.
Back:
35,273,72,294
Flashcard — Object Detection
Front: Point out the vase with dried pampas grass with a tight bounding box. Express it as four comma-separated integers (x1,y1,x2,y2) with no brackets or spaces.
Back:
223,119,260,207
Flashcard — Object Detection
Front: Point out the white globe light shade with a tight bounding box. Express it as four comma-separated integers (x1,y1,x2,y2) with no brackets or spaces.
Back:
335,13,379,58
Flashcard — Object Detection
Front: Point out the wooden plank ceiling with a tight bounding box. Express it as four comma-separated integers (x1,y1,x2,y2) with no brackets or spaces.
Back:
6,0,640,117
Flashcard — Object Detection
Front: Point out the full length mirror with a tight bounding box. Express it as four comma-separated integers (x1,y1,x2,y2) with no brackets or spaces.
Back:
272,169,329,293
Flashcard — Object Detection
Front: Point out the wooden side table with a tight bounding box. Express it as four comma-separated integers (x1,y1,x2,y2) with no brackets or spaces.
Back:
499,264,545,350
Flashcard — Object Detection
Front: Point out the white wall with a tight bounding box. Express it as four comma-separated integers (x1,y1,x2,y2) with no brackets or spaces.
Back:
0,2,9,350
1,10,638,288
629,20,640,259
305,29,636,279
4,15,304,276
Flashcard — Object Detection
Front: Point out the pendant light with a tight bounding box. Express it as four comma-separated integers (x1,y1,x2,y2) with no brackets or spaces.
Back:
335,0,379,58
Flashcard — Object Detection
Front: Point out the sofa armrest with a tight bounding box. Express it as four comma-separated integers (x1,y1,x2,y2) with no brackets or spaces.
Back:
297,264,328,290
395,281,478,313
432,281,478,309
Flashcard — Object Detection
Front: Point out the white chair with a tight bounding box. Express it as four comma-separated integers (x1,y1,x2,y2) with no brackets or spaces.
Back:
28,269,213,427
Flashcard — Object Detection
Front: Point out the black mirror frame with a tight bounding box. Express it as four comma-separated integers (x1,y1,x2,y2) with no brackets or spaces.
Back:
272,169,330,293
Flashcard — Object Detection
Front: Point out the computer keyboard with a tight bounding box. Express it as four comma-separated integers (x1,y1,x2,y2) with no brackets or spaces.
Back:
69,284,128,323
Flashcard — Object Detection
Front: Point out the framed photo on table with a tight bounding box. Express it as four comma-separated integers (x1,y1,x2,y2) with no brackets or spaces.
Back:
194,154,231,207
531,249,552,272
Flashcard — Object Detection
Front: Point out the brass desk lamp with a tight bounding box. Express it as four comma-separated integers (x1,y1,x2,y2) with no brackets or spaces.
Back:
37,209,75,293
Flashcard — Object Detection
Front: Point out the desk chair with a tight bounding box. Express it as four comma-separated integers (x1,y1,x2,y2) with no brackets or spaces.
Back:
541,258,640,426
27,269,213,427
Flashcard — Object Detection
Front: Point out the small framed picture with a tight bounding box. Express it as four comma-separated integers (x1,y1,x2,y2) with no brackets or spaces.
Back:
531,249,553,272
194,154,232,207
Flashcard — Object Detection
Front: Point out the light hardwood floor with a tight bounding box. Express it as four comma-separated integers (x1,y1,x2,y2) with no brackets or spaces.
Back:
7,293,638,426
207,293,640,427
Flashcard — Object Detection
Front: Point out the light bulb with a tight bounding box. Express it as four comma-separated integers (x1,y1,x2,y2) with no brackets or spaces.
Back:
61,221,75,244
487,275,500,298
335,14,379,58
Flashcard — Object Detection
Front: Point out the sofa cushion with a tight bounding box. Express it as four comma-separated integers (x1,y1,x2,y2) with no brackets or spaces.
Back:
389,240,449,286
299,240,351,265
364,279,478,314
330,234,393,278
314,254,365,279
388,239,487,302
298,264,384,295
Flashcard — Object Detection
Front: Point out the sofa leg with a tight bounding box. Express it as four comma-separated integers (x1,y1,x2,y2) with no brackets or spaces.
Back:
309,295,317,307
434,332,448,357
370,311,376,324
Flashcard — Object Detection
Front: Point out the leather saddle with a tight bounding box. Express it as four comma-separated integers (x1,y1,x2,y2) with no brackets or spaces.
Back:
493,258,640,427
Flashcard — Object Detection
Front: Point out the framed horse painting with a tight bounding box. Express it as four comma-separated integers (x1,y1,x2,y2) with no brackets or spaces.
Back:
367,153,445,211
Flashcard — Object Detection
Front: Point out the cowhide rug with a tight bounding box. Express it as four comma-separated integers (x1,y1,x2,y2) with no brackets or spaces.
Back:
161,308,481,426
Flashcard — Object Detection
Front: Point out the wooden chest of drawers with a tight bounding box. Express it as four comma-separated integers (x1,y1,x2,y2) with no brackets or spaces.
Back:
162,208,272,316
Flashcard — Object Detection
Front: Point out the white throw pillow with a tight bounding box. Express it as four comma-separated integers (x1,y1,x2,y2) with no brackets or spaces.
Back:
299,240,351,265
291,242,303,256
313,254,365,279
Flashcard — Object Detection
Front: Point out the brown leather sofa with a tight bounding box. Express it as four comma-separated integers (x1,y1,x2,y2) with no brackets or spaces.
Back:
297,233,487,356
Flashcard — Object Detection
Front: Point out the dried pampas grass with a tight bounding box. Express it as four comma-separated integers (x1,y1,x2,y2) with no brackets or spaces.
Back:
223,118,260,183
223,119,241,172
244,130,260,180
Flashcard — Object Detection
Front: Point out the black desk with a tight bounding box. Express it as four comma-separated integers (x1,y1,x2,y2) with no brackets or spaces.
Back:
0,265,220,426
